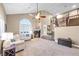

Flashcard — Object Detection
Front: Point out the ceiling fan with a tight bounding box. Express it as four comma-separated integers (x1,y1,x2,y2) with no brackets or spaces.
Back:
35,3,46,19
28,3,46,20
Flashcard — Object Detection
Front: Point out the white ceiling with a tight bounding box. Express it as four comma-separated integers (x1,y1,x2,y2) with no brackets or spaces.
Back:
3,3,79,15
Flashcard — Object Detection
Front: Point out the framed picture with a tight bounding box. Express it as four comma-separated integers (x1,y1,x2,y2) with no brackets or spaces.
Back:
5,24,7,32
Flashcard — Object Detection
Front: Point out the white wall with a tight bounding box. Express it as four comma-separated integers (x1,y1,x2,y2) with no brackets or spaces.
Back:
54,26,79,45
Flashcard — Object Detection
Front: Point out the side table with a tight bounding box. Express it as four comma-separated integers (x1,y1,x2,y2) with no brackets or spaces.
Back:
3,44,15,56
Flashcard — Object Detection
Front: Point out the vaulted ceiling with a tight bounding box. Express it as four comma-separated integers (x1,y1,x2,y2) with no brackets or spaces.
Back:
3,3,79,16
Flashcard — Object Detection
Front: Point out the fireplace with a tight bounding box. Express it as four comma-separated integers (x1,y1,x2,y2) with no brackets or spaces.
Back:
34,30,40,38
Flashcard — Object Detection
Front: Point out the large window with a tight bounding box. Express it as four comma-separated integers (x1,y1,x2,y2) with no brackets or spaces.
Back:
0,18,5,38
19,18,32,40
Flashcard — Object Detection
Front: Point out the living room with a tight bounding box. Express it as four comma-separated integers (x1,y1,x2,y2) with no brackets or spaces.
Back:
0,3,79,56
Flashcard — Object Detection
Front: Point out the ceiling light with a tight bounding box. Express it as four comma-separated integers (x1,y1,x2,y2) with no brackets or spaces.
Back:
35,13,40,19
72,5,77,9
57,14,63,19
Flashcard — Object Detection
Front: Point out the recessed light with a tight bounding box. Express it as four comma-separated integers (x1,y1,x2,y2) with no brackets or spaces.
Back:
72,5,77,9
64,5,67,8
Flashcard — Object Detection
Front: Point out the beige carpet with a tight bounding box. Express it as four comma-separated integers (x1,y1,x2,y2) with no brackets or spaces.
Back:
16,38,79,56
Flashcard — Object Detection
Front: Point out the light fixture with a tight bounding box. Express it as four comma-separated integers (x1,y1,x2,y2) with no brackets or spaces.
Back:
35,12,40,19
56,14,63,19
35,3,40,20
1,32,13,41
1,32,13,56
72,5,77,9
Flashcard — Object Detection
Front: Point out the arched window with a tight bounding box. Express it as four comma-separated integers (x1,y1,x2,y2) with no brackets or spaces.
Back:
19,18,32,40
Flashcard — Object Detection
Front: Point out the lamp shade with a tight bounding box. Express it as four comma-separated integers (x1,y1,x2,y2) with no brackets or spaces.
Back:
1,32,13,41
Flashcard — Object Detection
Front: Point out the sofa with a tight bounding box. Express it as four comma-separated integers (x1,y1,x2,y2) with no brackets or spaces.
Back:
0,40,3,55
0,33,25,55
13,34,25,52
